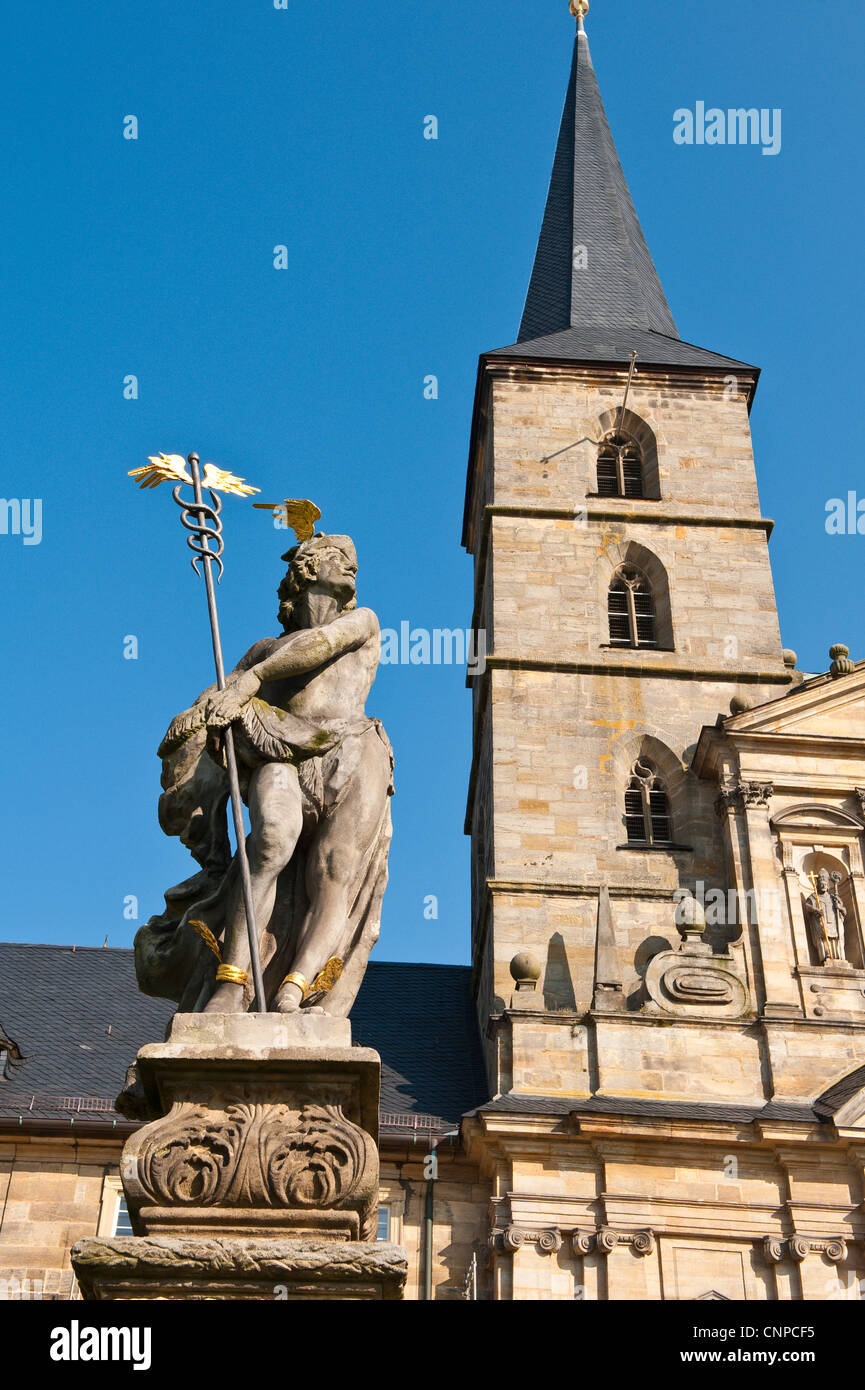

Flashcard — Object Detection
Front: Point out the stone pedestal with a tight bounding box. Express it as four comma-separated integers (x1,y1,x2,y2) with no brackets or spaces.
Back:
72,1013,407,1300
71,1236,407,1301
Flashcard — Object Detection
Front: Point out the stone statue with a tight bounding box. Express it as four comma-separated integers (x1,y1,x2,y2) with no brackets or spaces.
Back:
804,869,847,965
134,532,394,1015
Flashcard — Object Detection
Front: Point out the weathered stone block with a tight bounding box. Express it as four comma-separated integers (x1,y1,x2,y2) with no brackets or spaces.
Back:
71,1236,407,1301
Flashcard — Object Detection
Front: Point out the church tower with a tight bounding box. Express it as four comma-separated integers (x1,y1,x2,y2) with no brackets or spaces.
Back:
462,4,865,1301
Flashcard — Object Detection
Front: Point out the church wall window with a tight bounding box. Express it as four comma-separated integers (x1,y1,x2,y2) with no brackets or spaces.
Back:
592,409,661,501
625,760,672,846
113,1194,134,1237
596,432,644,499
608,566,657,648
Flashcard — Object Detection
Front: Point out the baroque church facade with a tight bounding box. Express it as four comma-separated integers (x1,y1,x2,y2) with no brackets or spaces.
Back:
457,7,865,1300
1,9,864,1301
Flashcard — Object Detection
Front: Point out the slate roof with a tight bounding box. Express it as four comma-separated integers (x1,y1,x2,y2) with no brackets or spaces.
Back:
496,26,754,373
489,326,756,374
0,943,489,1134
813,1064,865,1120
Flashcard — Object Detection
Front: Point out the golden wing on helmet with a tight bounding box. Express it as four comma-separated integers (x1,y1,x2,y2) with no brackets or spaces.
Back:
128,453,192,490
201,464,260,498
253,497,321,542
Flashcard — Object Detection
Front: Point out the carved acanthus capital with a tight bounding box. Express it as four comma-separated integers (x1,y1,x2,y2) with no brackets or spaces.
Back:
739,781,775,809
714,786,740,818
716,782,775,815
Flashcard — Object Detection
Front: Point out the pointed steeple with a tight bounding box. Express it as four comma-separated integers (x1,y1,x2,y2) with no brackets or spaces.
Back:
495,7,753,373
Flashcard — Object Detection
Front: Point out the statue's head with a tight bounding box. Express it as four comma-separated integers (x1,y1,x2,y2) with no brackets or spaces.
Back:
277,532,358,631
816,868,831,892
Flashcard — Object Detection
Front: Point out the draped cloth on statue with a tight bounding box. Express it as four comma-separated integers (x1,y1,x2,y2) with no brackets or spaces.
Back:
134,704,394,1015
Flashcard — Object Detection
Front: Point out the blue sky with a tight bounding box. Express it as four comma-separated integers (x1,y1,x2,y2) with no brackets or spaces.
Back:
0,0,861,964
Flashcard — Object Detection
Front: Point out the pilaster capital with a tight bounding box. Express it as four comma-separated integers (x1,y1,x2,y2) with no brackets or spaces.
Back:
761,1235,847,1265
762,1235,785,1264
493,1225,563,1255
739,781,775,809
594,1226,655,1257
714,781,774,816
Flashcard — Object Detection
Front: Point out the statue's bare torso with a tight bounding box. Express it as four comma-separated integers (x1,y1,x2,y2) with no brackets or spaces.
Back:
198,540,393,1014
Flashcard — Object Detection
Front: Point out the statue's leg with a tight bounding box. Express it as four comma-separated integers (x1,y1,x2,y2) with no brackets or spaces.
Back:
275,738,391,1014
204,761,303,1012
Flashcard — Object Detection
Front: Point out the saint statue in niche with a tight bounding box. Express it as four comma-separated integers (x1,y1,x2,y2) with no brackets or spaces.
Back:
804,868,848,965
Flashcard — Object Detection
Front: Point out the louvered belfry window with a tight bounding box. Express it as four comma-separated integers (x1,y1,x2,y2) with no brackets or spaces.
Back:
597,432,644,499
625,760,672,845
608,566,657,648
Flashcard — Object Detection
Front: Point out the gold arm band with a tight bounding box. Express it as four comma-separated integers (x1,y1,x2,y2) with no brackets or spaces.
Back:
281,972,310,998
215,964,248,986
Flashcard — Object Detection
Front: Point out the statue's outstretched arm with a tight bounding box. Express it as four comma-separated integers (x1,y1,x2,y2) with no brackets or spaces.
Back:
251,609,376,682
206,611,376,732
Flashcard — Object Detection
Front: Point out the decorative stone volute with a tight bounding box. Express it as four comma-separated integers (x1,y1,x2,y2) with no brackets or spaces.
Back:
569,1228,655,1257
761,1235,847,1265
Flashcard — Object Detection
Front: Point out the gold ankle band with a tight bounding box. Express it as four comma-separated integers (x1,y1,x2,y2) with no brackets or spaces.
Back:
215,964,248,986
281,972,310,998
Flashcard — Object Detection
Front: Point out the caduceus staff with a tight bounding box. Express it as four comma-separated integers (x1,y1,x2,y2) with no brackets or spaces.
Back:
128,451,268,1010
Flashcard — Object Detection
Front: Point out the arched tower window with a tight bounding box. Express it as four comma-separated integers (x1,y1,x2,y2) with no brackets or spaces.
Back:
624,760,672,845
608,566,656,648
597,432,644,499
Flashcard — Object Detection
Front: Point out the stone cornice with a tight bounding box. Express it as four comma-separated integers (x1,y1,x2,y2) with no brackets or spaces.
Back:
485,879,677,900
477,656,791,683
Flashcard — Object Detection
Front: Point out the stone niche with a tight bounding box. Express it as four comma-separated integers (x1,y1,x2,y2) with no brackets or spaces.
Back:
72,1012,407,1300
773,804,865,1018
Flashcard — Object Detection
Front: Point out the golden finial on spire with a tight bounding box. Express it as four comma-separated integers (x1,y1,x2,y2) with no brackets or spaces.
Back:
570,0,589,22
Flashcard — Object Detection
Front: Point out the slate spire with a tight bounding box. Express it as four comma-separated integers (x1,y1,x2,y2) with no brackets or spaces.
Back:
518,12,678,345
